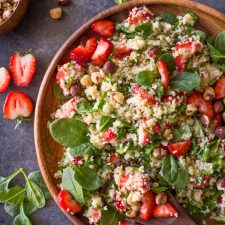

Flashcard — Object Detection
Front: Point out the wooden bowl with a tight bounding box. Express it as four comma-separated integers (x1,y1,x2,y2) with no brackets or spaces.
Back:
34,1,225,224
0,0,29,35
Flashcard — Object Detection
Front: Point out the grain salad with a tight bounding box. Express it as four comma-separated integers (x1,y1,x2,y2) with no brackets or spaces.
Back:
49,6,225,225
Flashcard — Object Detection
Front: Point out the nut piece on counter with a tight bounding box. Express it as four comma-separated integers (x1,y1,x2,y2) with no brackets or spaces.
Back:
50,7,62,20
57,0,70,6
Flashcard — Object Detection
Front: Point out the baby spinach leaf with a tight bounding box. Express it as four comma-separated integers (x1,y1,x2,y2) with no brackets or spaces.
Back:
99,116,115,132
117,128,126,140
116,23,132,34
28,171,51,200
175,164,189,189
13,203,32,225
170,72,201,91
136,70,156,86
184,202,203,218
4,203,20,217
74,166,101,191
50,118,89,148
135,22,152,38
100,206,122,225
156,174,168,186
0,176,9,191
162,154,178,184
156,81,164,99
209,154,224,172
160,12,178,25
192,30,206,42
218,64,225,73
193,117,205,138
77,102,94,114
0,186,26,205
61,167,84,205
207,42,225,63
207,36,216,45
69,143,92,156
204,190,223,211
172,124,192,141
158,53,175,72
52,82,71,100
214,31,225,54
151,186,168,194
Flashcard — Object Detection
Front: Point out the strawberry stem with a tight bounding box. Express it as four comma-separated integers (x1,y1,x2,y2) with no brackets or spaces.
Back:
15,117,32,129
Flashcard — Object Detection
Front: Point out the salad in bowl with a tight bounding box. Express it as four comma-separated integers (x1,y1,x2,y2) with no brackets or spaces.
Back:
49,6,225,225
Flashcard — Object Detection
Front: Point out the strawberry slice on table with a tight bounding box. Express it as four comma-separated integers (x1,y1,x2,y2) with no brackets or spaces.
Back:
57,190,81,214
187,93,214,117
214,77,225,99
3,91,33,120
0,67,11,93
157,61,169,90
91,37,113,65
9,52,36,87
91,20,115,37
168,140,192,157
114,44,132,59
70,37,97,65
140,190,156,221
153,203,177,218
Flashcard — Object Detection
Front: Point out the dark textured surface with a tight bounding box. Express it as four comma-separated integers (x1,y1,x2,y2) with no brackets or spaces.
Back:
0,1,224,225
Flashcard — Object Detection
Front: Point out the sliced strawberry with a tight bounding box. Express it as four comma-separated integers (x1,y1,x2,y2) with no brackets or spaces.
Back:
140,130,150,146
140,190,156,221
0,67,11,93
107,153,120,164
119,221,132,225
55,98,77,119
70,37,97,65
114,44,132,59
132,85,157,105
91,20,115,37
187,93,214,117
214,77,225,99
175,41,202,51
157,61,169,90
9,52,36,87
57,190,81,214
168,140,191,157
102,129,116,142
174,55,186,71
3,91,33,120
91,38,113,65
153,203,177,218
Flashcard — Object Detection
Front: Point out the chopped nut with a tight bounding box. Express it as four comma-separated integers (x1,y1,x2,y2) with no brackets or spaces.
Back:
155,192,168,205
185,104,197,116
80,75,92,87
200,114,210,127
50,7,62,20
113,92,124,105
203,87,215,101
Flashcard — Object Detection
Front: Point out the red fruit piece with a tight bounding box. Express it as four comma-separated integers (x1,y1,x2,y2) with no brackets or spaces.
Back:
157,61,169,90
73,156,83,165
132,85,157,105
70,37,97,65
0,67,11,93
102,129,116,142
153,122,161,133
91,20,115,37
9,52,36,87
91,38,113,65
153,202,177,218
174,55,186,71
140,190,156,221
187,93,214,118
211,114,222,128
168,141,191,157
175,41,202,51
214,77,225,99
119,221,132,225
114,44,132,59
57,190,81,214
3,91,33,120
107,153,120,164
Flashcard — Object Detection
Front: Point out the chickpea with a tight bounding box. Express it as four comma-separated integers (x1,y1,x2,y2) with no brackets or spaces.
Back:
155,192,168,205
113,92,124,105
91,72,103,84
80,75,93,87
185,104,197,116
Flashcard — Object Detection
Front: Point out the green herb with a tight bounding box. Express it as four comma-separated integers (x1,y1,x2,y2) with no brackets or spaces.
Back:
156,81,164,99
100,206,122,225
117,128,126,140
74,166,101,191
77,102,94,114
170,72,201,91
98,93,107,111
52,82,71,100
50,118,89,148
136,70,156,86
13,203,32,225
177,103,186,113
116,23,132,34
207,42,225,63
204,190,223,210
99,116,115,132
172,124,192,141
214,31,225,54
135,22,152,38
151,186,168,194
61,167,84,205
162,154,178,184
158,53,175,72
160,12,178,25
192,30,206,42
175,164,189,189
116,142,133,154
193,117,205,138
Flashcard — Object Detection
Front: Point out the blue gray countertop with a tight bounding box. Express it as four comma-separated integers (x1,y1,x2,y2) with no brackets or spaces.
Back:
0,1,224,224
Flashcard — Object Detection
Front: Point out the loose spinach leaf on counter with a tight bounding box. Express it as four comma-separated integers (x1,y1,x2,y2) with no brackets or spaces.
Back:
162,154,178,183
136,70,156,86
158,53,175,72
170,72,201,91
99,116,115,132
52,82,71,100
172,124,192,141
100,206,122,225
160,12,178,25
214,31,225,54
50,118,89,148
135,21,152,38
13,203,32,225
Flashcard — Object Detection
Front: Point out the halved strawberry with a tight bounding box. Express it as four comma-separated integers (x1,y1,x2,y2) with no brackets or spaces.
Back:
91,38,113,65
153,203,177,218
9,52,36,87
168,140,191,157
187,93,214,117
140,190,156,221
102,129,116,142
0,67,11,93
57,190,81,214
107,153,120,164
91,20,115,37
3,91,33,120
70,37,97,65
157,61,169,90
214,77,225,99
114,44,132,59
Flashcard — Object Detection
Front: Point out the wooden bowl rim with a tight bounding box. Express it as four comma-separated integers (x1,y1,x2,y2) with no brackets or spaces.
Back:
34,0,225,224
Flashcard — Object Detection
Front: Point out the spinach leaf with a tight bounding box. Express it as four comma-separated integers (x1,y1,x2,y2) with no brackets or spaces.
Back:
136,70,156,86
74,166,101,191
0,176,9,191
4,203,20,217
151,186,168,194
160,12,178,25
0,186,25,205
156,174,168,187
50,118,89,148
177,103,186,113
99,116,115,132
69,143,92,156
192,30,206,42
170,72,201,91
28,171,51,200
158,53,175,72
175,164,189,189
116,142,133,154
184,202,203,218
156,81,164,99
135,22,152,38
162,154,178,184
207,42,225,63
98,93,107,111
52,82,71,100
172,124,192,141
214,31,225,54
117,128,126,140
204,190,223,211
207,36,216,45
218,64,225,73
193,117,205,138
13,203,32,225
100,206,122,225
209,154,224,172
61,167,84,204
77,102,94,114
116,23,132,34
